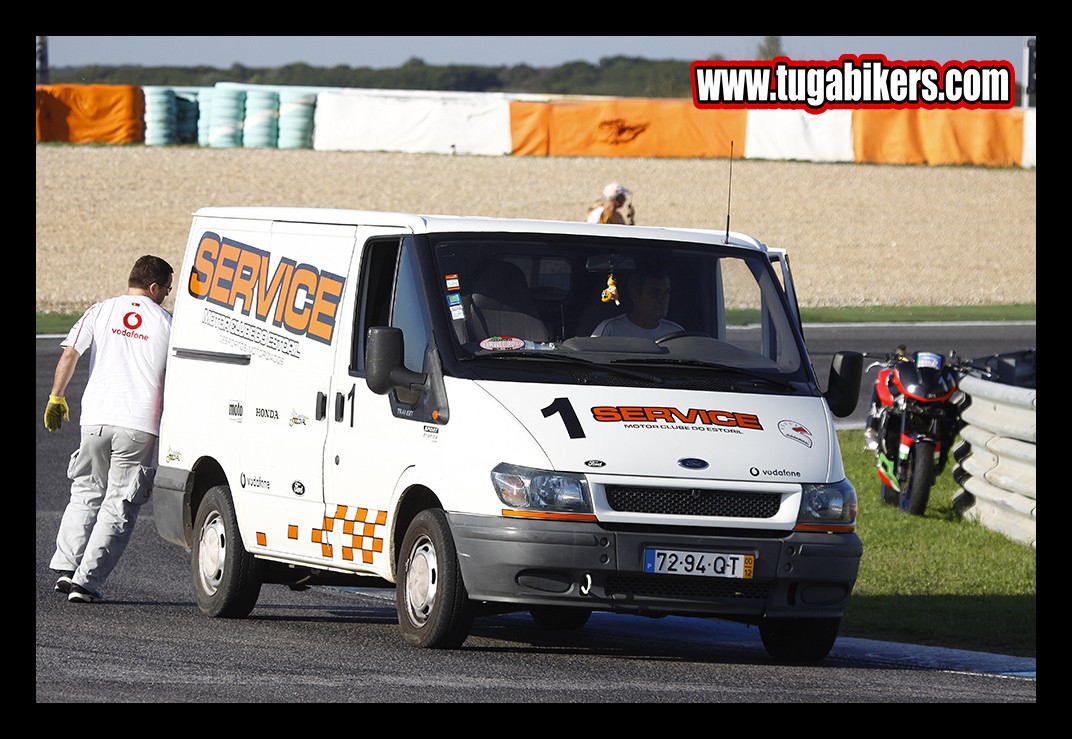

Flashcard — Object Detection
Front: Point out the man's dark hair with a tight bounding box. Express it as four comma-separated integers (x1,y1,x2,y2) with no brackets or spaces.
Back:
128,255,173,290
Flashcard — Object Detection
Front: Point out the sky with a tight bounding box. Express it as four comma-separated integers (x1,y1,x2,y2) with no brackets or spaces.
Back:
40,36,1036,82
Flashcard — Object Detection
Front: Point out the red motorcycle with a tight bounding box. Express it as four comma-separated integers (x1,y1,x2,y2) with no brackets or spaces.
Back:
863,346,979,515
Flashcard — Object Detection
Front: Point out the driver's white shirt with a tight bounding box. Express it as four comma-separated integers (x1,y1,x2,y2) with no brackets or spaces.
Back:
591,314,683,341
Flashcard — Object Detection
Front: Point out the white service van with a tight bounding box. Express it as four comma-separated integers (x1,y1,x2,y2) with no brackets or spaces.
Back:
154,207,864,662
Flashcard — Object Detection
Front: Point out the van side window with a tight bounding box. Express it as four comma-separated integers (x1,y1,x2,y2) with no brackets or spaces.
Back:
391,242,433,373
354,238,399,373
353,237,432,376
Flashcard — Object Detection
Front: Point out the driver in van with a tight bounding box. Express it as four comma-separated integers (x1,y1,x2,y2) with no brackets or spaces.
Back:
591,266,683,341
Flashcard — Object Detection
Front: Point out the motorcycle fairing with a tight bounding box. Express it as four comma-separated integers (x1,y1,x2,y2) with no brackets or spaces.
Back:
875,368,897,406
877,453,900,491
892,364,957,404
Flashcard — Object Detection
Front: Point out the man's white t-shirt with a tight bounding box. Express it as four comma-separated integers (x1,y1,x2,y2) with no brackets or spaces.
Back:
62,294,173,435
591,314,684,341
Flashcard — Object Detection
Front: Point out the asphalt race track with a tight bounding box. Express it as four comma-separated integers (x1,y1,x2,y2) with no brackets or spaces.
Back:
35,324,1035,703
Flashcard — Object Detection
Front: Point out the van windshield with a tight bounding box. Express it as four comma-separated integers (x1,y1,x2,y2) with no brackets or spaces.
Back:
431,233,814,390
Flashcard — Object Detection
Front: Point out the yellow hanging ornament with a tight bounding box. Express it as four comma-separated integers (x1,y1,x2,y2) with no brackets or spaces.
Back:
601,273,619,305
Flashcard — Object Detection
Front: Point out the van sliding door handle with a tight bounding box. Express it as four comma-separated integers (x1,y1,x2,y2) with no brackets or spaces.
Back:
316,391,327,420
335,392,345,422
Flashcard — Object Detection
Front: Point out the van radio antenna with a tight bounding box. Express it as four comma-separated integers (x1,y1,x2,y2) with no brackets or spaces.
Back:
724,140,734,244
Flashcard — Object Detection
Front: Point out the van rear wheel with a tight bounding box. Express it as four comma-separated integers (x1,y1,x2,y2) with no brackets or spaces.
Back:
192,485,262,618
397,509,473,649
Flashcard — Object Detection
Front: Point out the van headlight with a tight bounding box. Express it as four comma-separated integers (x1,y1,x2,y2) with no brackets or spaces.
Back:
491,463,592,513
797,478,857,526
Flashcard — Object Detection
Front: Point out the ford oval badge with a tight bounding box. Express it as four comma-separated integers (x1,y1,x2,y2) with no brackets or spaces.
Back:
678,458,709,470
585,460,606,468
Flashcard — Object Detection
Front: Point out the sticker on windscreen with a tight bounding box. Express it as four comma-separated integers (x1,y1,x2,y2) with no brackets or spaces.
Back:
446,292,464,321
480,335,525,351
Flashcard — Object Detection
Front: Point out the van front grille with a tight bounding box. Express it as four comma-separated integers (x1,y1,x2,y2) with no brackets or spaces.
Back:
605,485,780,518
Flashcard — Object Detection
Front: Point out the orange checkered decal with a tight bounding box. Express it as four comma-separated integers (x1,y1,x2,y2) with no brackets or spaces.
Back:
311,505,387,563
328,505,387,563
258,506,388,565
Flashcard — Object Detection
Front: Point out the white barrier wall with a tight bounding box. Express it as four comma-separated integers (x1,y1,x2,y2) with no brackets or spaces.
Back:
743,108,855,162
952,374,1037,549
1022,107,1037,168
312,89,513,156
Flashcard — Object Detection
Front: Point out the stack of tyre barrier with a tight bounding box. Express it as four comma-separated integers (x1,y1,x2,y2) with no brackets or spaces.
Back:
196,88,213,147
172,88,201,144
142,86,177,146
952,350,1036,548
242,88,279,148
278,90,317,149
207,86,245,148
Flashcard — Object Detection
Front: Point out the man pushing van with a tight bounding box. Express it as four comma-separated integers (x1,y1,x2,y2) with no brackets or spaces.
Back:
43,255,173,603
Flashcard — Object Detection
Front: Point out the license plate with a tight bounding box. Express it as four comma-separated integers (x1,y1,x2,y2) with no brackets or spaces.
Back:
644,548,754,579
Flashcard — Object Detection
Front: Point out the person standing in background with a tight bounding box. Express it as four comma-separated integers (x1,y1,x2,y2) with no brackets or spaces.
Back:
43,255,174,604
587,182,636,225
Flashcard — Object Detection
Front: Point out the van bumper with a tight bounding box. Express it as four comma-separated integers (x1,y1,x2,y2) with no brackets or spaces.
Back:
448,513,862,620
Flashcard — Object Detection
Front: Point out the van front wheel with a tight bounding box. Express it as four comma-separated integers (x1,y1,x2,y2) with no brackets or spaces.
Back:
192,485,262,618
397,509,473,649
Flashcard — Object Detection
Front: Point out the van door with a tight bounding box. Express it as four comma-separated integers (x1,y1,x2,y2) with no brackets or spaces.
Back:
236,221,356,564
323,230,429,579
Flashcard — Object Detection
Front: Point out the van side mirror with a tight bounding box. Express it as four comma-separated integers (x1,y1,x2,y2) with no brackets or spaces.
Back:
366,326,427,395
825,350,863,418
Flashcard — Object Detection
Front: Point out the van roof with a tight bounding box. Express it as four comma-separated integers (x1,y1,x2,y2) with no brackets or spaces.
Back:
191,207,770,253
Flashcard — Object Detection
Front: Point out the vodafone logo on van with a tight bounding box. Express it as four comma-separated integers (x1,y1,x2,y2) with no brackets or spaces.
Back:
188,232,346,345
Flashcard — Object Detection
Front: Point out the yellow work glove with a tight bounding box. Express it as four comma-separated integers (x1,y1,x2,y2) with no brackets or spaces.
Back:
43,395,69,432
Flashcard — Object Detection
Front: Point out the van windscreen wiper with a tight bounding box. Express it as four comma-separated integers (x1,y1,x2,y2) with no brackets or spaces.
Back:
611,357,794,389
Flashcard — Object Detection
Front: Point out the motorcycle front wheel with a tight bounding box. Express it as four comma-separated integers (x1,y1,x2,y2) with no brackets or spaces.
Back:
900,440,936,516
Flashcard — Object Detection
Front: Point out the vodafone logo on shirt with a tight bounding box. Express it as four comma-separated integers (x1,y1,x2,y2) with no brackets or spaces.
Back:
112,306,152,341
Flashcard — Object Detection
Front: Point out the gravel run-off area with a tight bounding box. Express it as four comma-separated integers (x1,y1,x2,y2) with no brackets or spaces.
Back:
36,145,1036,315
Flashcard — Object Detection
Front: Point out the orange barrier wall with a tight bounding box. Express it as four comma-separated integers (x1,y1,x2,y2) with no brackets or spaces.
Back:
852,108,1025,167
36,84,144,144
510,99,746,158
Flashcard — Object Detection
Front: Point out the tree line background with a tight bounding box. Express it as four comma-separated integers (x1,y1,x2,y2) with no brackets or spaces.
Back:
37,38,789,99
37,37,1033,105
